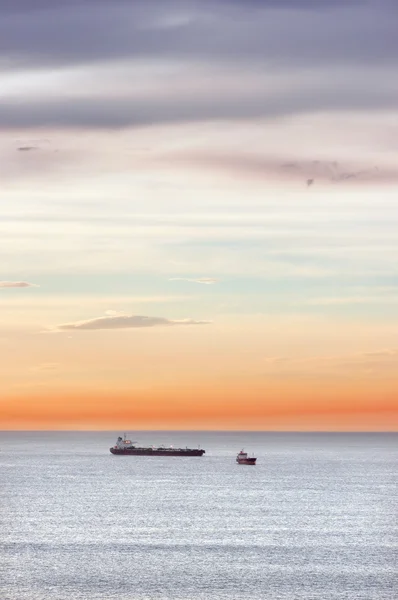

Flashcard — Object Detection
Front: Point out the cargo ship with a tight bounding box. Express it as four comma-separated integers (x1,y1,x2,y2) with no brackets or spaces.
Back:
236,449,256,465
110,435,205,456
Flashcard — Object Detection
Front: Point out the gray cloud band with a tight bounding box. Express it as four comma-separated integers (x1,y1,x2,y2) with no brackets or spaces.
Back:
0,1,396,70
0,86,396,130
0,0,366,14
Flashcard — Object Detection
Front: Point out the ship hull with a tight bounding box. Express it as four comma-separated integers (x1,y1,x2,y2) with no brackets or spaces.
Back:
110,447,205,456
236,458,256,465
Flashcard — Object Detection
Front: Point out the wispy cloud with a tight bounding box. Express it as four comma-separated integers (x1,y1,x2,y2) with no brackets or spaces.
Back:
305,295,398,305
30,362,60,373
0,295,192,308
0,281,39,288
169,277,218,285
17,146,39,152
1,75,397,131
263,349,398,379
361,349,398,358
263,356,289,364
169,154,397,186
56,314,211,331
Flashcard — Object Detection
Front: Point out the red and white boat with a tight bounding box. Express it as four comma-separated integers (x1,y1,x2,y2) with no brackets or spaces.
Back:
236,449,256,465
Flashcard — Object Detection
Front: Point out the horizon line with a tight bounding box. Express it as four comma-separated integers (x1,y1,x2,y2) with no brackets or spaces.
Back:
1,429,397,434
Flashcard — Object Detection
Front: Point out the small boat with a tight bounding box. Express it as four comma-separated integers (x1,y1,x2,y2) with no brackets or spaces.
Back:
236,449,256,465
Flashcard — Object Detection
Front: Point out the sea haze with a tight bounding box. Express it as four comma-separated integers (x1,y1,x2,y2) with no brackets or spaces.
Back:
0,431,397,600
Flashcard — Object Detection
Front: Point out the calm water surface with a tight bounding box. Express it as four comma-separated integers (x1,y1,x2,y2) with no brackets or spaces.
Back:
0,431,397,599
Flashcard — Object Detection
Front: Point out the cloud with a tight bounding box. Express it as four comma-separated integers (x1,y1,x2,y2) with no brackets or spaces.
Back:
56,314,211,330
0,281,38,288
0,0,113,14
0,295,193,309
0,1,397,131
0,144,83,183
361,349,398,358
0,79,396,130
262,348,398,380
0,0,364,15
305,295,398,305
263,356,289,364
0,1,396,71
169,277,218,285
268,349,398,367
169,154,398,186
30,362,60,372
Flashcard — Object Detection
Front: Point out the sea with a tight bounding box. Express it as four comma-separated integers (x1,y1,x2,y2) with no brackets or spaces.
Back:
0,431,397,600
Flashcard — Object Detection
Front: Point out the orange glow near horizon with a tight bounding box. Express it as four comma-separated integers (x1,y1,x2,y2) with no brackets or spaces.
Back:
1,313,398,431
2,383,397,431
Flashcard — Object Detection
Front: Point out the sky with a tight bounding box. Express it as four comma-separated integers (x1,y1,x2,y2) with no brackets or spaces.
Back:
0,0,397,430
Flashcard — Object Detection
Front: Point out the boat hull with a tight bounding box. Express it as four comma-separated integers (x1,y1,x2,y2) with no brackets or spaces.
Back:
236,458,256,465
110,447,205,456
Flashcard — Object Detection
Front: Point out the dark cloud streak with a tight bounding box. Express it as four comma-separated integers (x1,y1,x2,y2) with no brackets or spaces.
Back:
0,84,395,129
170,154,398,186
0,281,39,288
